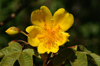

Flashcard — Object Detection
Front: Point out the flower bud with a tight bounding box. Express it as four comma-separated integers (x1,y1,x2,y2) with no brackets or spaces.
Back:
5,27,20,35
68,45,78,50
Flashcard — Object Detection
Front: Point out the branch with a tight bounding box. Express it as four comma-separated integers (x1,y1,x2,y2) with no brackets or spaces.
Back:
0,0,30,28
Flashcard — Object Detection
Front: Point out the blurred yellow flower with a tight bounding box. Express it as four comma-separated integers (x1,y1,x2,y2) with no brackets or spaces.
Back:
26,6,74,54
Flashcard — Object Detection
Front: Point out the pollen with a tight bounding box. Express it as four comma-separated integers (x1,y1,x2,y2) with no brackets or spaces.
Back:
38,24,62,49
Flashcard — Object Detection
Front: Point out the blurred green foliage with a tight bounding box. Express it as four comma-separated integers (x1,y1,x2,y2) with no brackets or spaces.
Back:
0,0,100,66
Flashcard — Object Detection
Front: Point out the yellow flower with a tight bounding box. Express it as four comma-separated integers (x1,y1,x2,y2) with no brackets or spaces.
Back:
26,6,74,54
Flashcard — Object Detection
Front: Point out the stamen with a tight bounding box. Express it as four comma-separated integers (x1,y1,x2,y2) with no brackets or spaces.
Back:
38,25,63,49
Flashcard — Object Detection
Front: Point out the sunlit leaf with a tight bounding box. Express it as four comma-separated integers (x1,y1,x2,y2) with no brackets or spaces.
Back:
18,49,33,66
0,47,12,55
0,41,22,66
0,52,4,58
79,45,100,66
0,41,22,55
8,41,22,51
0,52,20,66
89,53,100,66
23,49,34,55
70,51,88,66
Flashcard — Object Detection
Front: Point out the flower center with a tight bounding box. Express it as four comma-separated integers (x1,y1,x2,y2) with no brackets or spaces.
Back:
38,24,63,49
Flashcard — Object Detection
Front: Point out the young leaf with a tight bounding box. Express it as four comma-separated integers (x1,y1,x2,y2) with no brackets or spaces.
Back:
23,49,34,55
0,47,11,56
0,41,22,66
53,48,75,66
8,41,22,51
18,49,33,66
0,41,22,56
70,51,88,66
0,52,20,66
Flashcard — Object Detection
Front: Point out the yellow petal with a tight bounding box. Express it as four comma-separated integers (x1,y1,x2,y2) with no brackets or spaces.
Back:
60,13,74,31
26,26,34,33
53,8,66,24
40,6,52,22
57,32,70,46
53,8,74,31
31,6,52,27
50,46,59,53
28,37,40,47
46,45,59,54
37,43,46,54
28,26,41,38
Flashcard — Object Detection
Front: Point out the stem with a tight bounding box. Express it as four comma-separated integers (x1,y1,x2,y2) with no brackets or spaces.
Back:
20,30,28,36
16,27,28,36
41,54,48,66
41,54,45,61
15,40,29,45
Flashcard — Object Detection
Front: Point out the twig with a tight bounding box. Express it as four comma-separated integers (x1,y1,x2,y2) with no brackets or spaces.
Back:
0,0,30,28
48,53,58,60
41,54,48,66
43,54,48,66
41,54,45,61
14,40,29,45
13,40,29,48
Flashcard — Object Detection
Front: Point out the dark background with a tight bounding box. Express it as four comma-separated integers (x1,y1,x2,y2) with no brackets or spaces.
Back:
0,0,100,66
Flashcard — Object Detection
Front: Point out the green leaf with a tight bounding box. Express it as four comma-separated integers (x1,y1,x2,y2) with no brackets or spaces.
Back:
0,52,3,58
23,49,34,55
78,45,91,53
0,41,22,66
79,45,100,66
23,49,41,58
0,41,22,56
8,41,22,51
53,48,75,66
0,52,21,66
0,47,18,55
18,49,33,66
0,41,35,66
89,53,100,66
70,51,88,66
